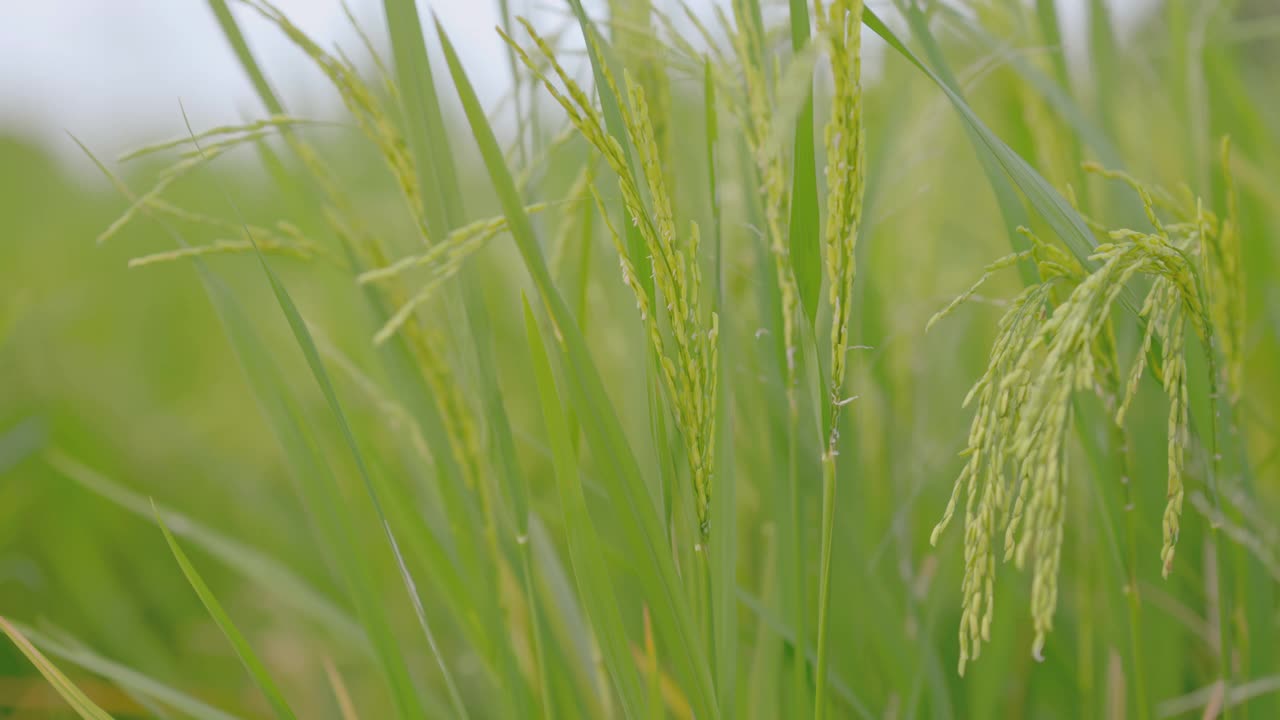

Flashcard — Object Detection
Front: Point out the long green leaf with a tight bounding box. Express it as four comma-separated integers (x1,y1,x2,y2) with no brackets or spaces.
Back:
0,616,115,720
178,108,470,720
202,6,525,712
523,295,648,718
45,450,363,649
72,135,433,720
380,0,461,235
206,0,284,115
378,2,540,711
433,17,718,720
15,623,241,720
937,6,1123,168
153,504,297,720
863,8,1095,267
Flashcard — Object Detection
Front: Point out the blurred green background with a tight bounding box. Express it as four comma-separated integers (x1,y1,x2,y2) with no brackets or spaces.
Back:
2,0,1279,718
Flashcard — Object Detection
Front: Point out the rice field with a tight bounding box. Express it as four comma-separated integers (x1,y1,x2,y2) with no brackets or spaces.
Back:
2,0,1278,718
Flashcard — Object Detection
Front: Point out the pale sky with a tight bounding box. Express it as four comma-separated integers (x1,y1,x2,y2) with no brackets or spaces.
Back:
0,1,1158,170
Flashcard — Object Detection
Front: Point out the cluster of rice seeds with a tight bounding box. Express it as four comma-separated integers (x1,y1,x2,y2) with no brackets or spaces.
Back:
817,0,867,450
725,0,800,387
929,282,1054,674
502,20,719,536
930,159,1242,669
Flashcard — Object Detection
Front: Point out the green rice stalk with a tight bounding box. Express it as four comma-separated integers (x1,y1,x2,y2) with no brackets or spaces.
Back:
813,1,866,716
726,0,799,389
504,19,720,538
238,0,491,504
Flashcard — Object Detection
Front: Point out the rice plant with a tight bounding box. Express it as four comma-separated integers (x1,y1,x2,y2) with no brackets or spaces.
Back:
2,1,1278,719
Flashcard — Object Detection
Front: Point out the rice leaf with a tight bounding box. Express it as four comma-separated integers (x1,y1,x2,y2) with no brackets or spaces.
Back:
523,295,648,717
152,503,297,720
379,0,461,235
71,135,433,720
204,5,509,708
206,0,284,114
14,623,242,720
378,4,542,711
45,450,363,648
565,0,653,302
863,7,1098,270
0,616,115,720
434,17,719,719
176,108,470,720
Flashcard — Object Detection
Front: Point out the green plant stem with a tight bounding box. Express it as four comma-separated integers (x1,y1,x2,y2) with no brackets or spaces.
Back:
813,452,837,720
1187,254,1235,716
1112,421,1151,720
1205,336,1234,719
789,402,807,714
521,541,554,720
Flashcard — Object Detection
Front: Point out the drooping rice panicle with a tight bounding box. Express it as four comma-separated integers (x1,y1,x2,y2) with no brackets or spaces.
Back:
930,158,1242,671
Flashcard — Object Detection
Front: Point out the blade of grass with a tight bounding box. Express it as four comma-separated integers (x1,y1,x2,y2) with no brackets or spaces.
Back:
890,4,1036,288
560,1,677,557
865,6,1125,291
936,6,1123,168
733,589,873,720
0,418,44,475
73,133,437,719
733,2,813,711
380,0,457,231
45,449,363,649
530,515,614,718
15,623,241,720
178,106,470,720
0,617,115,720
152,502,297,720
208,0,493,619
206,0,284,115
377,4,544,710
523,295,648,718
434,17,718,719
